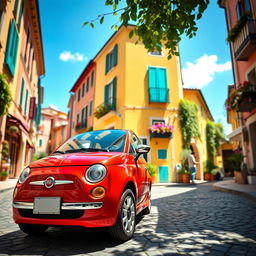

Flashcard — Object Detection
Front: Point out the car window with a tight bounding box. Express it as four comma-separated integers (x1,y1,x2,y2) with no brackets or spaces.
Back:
129,134,141,154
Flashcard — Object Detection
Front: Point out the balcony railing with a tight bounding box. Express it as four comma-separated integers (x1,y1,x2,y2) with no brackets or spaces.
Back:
148,88,169,103
94,97,116,119
233,19,256,61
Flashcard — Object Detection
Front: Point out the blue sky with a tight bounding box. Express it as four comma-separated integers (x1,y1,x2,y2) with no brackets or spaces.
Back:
39,0,233,134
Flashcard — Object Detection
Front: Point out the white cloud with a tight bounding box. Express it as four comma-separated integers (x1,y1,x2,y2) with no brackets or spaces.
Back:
59,51,86,62
182,54,231,89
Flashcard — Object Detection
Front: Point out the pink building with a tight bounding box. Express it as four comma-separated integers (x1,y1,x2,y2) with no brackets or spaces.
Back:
219,0,256,170
67,60,96,138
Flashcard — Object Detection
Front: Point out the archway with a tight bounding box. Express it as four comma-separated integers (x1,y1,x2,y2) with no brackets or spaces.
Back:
190,143,202,180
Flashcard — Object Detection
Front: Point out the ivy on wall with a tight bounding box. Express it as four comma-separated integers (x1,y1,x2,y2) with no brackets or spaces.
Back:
206,121,224,162
178,99,200,149
0,74,12,117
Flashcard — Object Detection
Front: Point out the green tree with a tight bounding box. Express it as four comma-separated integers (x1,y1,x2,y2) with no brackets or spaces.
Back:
0,74,12,116
84,0,209,59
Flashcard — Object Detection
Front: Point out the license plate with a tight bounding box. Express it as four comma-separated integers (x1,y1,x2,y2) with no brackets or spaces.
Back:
33,197,61,214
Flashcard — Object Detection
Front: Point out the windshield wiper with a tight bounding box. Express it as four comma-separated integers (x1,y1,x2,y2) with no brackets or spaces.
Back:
65,148,109,153
52,150,65,155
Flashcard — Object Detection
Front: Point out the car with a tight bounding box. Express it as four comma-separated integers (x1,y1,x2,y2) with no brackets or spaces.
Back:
13,129,151,241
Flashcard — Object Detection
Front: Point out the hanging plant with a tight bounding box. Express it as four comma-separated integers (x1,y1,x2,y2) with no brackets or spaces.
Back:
178,99,200,149
0,74,12,116
8,125,19,134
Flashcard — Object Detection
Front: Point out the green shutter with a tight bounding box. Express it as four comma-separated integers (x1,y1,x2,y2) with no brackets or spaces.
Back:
113,44,118,66
5,20,19,76
112,77,116,110
19,78,24,107
105,54,109,74
24,89,28,114
18,0,24,27
13,0,19,16
104,84,110,105
148,67,157,102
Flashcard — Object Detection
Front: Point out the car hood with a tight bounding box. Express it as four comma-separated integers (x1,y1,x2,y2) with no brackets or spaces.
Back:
29,152,127,168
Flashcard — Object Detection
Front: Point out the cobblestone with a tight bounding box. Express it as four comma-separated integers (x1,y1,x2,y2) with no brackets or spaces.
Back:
1,183,256,255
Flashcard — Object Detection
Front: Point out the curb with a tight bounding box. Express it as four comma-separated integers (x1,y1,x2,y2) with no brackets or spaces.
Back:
0,187,14,194
213,184,256,203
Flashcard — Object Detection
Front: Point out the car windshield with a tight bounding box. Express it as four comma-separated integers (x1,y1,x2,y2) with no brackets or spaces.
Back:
53,130,127,154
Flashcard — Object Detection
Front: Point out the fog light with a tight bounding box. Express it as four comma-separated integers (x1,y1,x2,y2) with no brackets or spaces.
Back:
91,186,106,199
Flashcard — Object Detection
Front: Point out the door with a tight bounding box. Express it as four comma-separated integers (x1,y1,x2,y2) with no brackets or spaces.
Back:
159,166,169,183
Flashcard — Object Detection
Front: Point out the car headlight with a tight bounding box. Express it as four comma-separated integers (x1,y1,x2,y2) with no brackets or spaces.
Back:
18,167,30,184
85,164,107,183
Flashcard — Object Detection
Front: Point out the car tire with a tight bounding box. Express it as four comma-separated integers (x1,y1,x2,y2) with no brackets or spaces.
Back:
141,189,151,215
18,224,48,235
109,189,136,241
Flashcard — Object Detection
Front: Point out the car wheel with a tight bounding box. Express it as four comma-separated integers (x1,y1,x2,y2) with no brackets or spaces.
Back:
109,189,136,241
18,224,48,235
141,189,151,215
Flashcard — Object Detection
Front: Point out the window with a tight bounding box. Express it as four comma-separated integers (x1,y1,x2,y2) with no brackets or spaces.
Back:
17,0,24,28
140,137,149,162
39,139,42,147
149,44,163,56
148,67,168,103
105,44,118,74
82,83,85,97
129,134,141,154
24,28,30,63
152,119,165,125
19,78,24,107
104,77,116,110
86,77,89,92
236,2,242,20
158,149,167,159
89,100,93,116
81,108,85,125
5,19,19,76
0,2,5,37
13,0,19,17
85,105,88,127
236,0,251,20
76,113,79,124
91,71,94,87
24,89,28,114
78,89,81,101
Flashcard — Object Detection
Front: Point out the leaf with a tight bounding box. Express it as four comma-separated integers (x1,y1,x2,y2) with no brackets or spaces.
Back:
83,21,89,27
113,25,119,31
100,16,104,24
129,30,134,38
90,23,94,28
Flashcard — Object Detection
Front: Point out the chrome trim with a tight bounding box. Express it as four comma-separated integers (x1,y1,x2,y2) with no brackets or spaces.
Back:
29,180,74,186
13,201,103,210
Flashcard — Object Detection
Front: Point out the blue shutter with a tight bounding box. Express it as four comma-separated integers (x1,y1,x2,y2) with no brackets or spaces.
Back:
105,54,109,74
236,3,241,20
19,78,24,106
13,0,19,16
244,0,251,13
112,77,116,110
113,44,118,66
148,67,157,102
104,84,110,105
158,149,167,159
18,0,24,27
157,68,168,102
5,20,19,76
24,89,28,114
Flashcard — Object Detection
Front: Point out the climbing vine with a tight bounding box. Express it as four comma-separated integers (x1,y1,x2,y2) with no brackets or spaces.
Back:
0,74,12,116
178,99,200,149
206,121,224,162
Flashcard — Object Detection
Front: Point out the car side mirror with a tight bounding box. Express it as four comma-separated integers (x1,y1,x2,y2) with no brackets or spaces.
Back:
134,144,150,161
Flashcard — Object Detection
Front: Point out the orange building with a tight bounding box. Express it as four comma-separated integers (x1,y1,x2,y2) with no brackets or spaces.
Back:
0,0,44,179
219,0,256,170
67,60,96,138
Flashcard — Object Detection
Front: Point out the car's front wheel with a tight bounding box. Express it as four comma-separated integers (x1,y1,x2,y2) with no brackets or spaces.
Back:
109,189,136,241
19,224,48,235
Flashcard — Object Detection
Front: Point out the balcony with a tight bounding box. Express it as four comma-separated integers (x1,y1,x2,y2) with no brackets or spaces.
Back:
233,19,256,61
94,97,116,119
148,88,169,103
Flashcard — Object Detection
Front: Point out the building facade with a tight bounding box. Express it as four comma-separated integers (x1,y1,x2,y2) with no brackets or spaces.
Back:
219,0,256,170
0,0,44,179
67,25,214,182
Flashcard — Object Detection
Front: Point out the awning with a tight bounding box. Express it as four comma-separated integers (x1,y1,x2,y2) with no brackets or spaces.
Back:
227,126,242,142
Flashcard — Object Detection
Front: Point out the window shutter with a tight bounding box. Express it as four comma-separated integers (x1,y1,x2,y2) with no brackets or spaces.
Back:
113,44,118,66
244,0,252,12
104,84,110,105
148,67,157,102
19,78,24,107
105,54,109,74
158,68,167,89
13,0,19,16
28,97,36,119
90,101,93,115
5,20,19,76
24,89,28,114
112,77,116,110
18,0,24,27
236,3,241,20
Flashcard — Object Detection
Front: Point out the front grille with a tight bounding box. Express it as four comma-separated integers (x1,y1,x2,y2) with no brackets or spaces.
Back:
19,209,84,219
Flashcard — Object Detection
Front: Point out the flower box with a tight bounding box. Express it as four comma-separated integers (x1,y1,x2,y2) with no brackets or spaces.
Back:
149,123,174,139
150,131,173,138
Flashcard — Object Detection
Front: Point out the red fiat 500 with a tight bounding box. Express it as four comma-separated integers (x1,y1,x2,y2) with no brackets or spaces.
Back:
13,129,151,240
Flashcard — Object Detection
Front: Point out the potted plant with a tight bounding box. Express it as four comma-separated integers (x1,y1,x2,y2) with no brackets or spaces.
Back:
178,169,191,184
247,168,256,185
0,171,8,181
178,149,191,183
149,123,174,138
228,151,244,184
94,104,112,119
211,169,219,181
0,140,10,180
147,163,157,183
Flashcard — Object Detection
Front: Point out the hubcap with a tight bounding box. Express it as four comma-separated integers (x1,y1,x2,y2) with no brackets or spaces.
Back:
122,195,135,233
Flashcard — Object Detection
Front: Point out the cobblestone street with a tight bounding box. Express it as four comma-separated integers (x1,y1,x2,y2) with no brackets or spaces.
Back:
0,182,256,256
